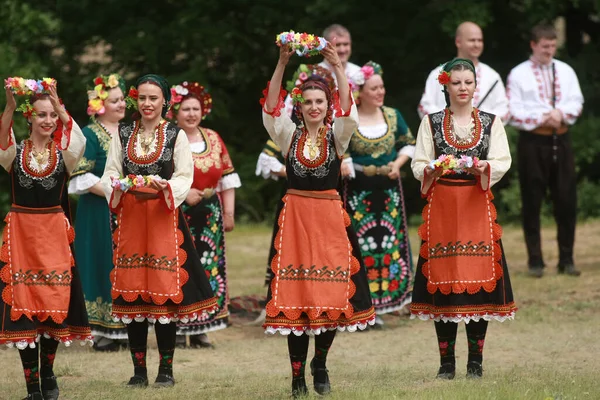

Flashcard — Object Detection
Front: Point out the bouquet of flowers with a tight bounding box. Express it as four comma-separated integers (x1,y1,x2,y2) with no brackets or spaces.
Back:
276,31,327,57
4,77,56,95
429,154,480,175
111,174,163,192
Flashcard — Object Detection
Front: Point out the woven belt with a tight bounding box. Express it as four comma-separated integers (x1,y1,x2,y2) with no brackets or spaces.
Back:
354,164,391,177
129,190,160,200
531,126,568,136
286,189,341,200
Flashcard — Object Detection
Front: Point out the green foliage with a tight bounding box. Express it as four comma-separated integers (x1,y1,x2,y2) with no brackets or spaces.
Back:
0,0,599,222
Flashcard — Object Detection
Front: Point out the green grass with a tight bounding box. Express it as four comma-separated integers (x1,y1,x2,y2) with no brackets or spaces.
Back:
1,221,599,400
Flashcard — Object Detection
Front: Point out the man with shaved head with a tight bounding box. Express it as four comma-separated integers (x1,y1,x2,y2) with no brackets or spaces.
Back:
418,21,509,122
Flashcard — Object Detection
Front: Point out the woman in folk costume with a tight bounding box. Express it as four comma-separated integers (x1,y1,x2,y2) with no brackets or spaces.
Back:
342,62,415,326
168,81,241,348
100,74,218,388
0,83,92,400
262,43,375,397
410,58,517,379
68,73,128,351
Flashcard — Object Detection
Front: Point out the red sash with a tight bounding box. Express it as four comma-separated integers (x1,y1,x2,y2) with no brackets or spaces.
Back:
418,179,503,295
266,189,360,321
111,188,188,305
0,206,74,324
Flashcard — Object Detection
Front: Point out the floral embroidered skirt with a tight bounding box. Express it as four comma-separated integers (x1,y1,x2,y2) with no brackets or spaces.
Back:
177,195,229,335
344,172,413,314
74,193,127,339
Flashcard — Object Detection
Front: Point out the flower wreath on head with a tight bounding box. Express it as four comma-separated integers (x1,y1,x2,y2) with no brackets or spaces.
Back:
4,77,57,119
348,61,383,100
87,73,125,116
285,64,335,104
166,81,213,120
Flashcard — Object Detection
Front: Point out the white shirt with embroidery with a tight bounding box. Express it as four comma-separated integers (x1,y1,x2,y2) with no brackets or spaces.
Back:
507,58,584,131
418,62,509,123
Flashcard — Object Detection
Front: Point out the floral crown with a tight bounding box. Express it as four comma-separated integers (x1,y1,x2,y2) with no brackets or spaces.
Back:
348,61,383,99
276,31,327,57
4,77,57,119
87,73,125,116
166,81,213,120
285,64,335,104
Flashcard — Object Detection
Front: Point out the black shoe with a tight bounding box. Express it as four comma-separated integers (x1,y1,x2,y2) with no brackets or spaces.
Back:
436,363,456,380
22,393,44,400
466,361,483,379
126,374,149,387
189,334,214,349
310,359,331,395
153,373,175,388
558,264,581,276
527,267,544,278
291,377,308,398
42,375,59,400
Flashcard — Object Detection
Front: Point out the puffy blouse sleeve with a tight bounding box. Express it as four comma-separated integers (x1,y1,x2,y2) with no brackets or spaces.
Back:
411,116,435,194
163,129,193,209
481,116,512,191
100,128,125,210
0,120,17,172
332,89,359,156
59,118,86,175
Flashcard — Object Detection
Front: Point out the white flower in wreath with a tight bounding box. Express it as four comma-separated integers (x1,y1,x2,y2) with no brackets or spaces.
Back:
350,70,365,87
175,85,189,96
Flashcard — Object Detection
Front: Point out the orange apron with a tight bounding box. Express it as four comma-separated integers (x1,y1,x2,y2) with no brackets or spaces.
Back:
418,179,503,295
266,189,360,321
111,188,188,305
0,205,74,324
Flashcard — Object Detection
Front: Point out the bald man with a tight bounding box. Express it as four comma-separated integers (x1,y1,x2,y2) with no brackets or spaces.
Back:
418,22,509,122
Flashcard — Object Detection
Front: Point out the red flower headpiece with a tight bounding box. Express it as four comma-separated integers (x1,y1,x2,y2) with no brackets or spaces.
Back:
437,70,451,85
167,81,213,120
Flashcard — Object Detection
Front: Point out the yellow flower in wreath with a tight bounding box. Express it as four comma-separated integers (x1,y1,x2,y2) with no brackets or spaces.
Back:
390,208,398,218
211,267,218,276
381,280,389,291
392,250,400,260
369,281,379,293
354,211,363,221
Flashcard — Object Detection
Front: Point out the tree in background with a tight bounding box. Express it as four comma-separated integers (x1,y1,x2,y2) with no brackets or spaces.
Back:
1,0,599,221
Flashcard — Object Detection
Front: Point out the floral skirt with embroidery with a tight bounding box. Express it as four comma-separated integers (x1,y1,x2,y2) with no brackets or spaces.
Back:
75,193,127,340
344,172,413,314
176,196,229,335
411,239,517,323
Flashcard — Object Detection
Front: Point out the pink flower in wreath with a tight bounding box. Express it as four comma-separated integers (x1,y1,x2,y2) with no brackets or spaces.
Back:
361,65,375,81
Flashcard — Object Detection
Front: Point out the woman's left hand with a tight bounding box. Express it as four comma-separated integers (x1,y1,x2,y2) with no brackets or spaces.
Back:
149,179,168,191
466,161,488,176
387,161,402,180
320,40,341,68
223,213,235,232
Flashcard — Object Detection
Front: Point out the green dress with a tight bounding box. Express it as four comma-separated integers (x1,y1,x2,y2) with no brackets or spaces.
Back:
70,122,127,339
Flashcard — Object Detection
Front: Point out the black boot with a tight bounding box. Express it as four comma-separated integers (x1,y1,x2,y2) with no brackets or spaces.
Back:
291,377,308,398
436,363,456,380
41,375,59,400
558,264,581,276
310,359,330,395
126,375,149,387
22,394,44,400
466,361,483,379
153,373,175,388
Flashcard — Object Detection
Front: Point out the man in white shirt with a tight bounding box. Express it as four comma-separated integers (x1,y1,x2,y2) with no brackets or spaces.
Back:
319,24,361,82
507,24,584,278
418,21,509,121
